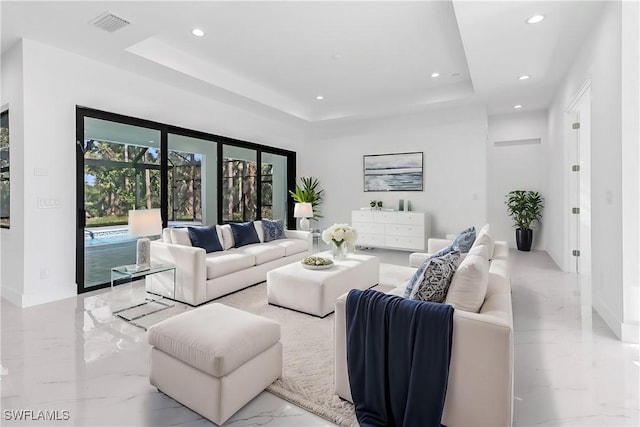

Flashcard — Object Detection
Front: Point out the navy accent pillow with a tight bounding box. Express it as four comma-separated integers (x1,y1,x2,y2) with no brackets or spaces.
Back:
452,226,476,253
409,251,461,302
187,226,223,253
229,222,261,248
403,245,455,298
262,218,285,242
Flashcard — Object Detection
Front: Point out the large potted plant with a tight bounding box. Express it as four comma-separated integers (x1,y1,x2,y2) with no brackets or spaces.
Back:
289,176,324,221
505,190,543,251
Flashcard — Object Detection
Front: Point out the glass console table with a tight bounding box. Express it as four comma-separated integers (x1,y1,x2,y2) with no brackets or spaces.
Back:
110,263,176,330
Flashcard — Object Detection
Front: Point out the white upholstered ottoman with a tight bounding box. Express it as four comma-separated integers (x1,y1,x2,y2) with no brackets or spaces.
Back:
148,303,282,425
266,252,379,317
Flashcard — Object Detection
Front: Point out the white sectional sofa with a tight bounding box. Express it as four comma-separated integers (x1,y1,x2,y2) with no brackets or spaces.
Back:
147,222,312,306
334,235,514,427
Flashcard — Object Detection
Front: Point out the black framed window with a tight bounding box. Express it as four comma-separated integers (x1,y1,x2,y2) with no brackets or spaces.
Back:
76,107,296,293
0,110,9,228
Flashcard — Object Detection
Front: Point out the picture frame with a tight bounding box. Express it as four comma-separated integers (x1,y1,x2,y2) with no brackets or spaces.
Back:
363,152,423,192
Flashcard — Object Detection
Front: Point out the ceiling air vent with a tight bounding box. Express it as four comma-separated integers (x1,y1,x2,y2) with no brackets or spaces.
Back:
90,11,131,33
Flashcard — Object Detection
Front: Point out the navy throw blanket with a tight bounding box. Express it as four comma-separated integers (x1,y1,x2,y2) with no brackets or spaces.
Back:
346,289,454,427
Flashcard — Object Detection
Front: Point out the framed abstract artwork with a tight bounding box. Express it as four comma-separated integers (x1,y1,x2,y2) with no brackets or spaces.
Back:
363,152,423,192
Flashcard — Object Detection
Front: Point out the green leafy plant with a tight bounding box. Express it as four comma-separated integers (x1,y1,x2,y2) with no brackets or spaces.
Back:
505,190,543,230
369,200,376,207
289,176,324,220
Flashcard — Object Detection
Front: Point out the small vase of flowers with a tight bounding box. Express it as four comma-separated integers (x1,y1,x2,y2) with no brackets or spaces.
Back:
322,224,358,259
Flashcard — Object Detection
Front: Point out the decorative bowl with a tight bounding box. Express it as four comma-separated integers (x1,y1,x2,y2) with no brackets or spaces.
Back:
301,256,334,270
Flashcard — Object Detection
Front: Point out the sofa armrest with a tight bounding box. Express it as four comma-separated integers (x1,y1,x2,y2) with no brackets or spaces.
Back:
148,241,207,306
409,252,432,268
334,292,352,402
334,293,513,427
284,229,312,252
442,309,513,427
428,238,452,254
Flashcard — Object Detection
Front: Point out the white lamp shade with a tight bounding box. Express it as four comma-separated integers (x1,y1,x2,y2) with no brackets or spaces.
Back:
128,209,162,237
293,202,313,218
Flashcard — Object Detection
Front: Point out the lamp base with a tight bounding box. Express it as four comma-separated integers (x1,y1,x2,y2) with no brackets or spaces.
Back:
136,237,151,270
299,217,310,232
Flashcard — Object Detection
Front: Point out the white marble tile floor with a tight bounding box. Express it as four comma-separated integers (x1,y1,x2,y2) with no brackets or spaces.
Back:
1,248,638,426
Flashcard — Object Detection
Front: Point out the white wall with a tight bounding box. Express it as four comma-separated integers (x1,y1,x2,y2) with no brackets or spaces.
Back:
0,41,25,303
303,106,488,240
620,0,640,342
487,111,547,250
1,38,306,307
547,2,638,341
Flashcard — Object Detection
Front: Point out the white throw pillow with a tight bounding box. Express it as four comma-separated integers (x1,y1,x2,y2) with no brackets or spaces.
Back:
170,228,192,246
217,224,234,250
253,220,265,243
468,244,490,261
472,224,494,259
445,253,489,313
162,228,171,243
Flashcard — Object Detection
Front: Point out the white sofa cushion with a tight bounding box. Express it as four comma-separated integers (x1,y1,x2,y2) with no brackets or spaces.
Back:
205,251,255,279
274,238,308,256
148,303,280,377
239,243,285,265
445,253,489,313
171,228,192,246
162,228,172,243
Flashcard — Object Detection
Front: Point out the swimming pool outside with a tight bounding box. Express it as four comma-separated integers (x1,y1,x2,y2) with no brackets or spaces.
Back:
85,228,136,246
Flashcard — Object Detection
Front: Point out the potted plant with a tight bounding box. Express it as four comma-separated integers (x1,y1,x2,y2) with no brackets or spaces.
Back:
377,201,383,209
505,190,543,251
289,177,324,220
369,200,377,208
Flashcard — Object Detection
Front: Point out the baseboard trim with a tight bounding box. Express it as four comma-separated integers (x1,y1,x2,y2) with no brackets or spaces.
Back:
1,286,23,306
21,285,76,307
621,321,640,344
593,295,622,340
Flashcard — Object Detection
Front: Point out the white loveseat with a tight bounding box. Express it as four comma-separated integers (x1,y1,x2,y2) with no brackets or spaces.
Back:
334,236,513,427
147,222,312,306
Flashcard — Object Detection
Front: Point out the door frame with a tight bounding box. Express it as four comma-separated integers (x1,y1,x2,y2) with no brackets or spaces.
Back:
564,80,592,273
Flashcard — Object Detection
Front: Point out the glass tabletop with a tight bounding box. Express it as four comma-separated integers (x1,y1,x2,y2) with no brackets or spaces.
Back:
111,263,175,279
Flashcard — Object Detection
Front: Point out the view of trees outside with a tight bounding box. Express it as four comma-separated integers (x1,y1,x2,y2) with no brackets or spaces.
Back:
0,111,8,228
221,159,275,222
84,139,203,227
261,163,273,219
169,151,202,223
85,139,277,227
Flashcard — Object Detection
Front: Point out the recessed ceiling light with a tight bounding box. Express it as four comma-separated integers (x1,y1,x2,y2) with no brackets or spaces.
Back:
526,15,545,24
316,95,324,100
431,72,440,78
518,75,531,80
331,53,343,60
514,104,523,109
191,28,205,37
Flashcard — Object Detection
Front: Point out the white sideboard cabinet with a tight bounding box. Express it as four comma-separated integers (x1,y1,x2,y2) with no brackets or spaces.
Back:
351,210,429,251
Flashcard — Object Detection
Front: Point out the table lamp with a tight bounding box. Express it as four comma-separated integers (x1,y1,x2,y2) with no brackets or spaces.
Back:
293,202,313,232
128,208,162,270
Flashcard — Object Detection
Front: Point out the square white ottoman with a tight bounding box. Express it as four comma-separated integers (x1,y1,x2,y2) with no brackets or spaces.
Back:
148,303,282,425
267,252,379,317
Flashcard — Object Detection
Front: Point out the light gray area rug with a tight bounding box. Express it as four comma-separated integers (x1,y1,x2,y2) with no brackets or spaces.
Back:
134,262,415,427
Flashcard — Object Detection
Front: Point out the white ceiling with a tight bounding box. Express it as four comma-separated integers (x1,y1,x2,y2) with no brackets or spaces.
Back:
1,1,605,122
